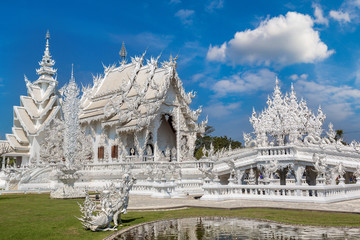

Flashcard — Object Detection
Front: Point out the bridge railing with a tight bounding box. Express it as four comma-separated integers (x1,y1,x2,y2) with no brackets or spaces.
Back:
201,183,360,203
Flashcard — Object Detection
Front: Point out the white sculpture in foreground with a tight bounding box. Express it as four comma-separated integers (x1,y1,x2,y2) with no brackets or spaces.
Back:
77,173,135,231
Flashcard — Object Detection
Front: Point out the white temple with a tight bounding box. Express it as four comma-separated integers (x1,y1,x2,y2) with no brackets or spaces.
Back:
200,79,360,202
4,31,61,166
79,47,205,163
2,32,360,203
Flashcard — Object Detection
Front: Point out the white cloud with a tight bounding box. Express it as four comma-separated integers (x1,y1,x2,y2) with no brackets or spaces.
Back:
207,12,334,66
206,43,226,62
192,73,205,82
206,0,224,12
300,73,309,80
290,74,298,81
211,69,276,96
175,9,195,25
296,80,360,122
329,10,351,23
289,73,308,81
203,101,241,119
313,4,329,26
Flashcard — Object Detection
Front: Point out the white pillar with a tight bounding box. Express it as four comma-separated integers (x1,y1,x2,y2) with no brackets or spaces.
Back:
1,156,4,170
294,165,305,186
176,105,180,162
153,116,161,162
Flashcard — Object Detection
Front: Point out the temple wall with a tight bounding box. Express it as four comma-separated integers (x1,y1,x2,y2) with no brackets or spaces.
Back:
94,123,102,163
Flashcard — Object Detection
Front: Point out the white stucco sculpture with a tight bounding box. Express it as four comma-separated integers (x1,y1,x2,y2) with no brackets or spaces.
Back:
77,174,135,231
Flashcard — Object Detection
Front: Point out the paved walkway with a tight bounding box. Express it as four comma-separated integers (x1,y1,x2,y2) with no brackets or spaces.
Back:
128,195,360,213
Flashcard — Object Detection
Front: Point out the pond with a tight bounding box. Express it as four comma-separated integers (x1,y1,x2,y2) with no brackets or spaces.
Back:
113,217,360,240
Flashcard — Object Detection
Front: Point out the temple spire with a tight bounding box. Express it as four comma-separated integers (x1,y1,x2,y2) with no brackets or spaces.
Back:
45,30,50,57
273,77,282,101
289,82,297,102
36,30,57,81
70,64,74,83
119,42,127,62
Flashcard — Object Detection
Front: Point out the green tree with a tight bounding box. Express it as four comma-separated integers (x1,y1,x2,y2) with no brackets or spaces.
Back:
335,129,347,145
194,126,242,159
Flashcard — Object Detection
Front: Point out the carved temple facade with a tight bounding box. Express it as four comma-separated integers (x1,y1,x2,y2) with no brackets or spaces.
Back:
78,51,206,164
1,33,206,168
200,80,360,202
2,33,360,203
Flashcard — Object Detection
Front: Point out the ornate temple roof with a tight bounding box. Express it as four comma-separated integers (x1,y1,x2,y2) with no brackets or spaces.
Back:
6,31,61,154
247,79,325,147
79,53,206,134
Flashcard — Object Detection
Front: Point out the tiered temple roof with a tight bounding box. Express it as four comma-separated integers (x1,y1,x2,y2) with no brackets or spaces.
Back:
6,31,61,156
80,53,206,134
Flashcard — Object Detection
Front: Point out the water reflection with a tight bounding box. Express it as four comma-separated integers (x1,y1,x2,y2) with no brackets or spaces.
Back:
115,217,360,240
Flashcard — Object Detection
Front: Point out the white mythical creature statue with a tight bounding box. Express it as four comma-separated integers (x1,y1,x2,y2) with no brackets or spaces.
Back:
198,163,215,181
333,162,346,185
354,165,360,184
246,167,256,185
77,174,136,231
243,132,256,148
224,158,237,181
259,160,278,184
313,153,328,184
3,168,23,190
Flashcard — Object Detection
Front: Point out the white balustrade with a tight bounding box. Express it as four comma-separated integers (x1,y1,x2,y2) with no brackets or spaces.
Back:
258,146,294,156
81,160,213,172
201,183,360,203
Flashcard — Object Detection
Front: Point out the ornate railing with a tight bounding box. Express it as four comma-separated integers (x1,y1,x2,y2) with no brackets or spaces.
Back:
258,146,294,156
201,183,360,203
81,160,213,171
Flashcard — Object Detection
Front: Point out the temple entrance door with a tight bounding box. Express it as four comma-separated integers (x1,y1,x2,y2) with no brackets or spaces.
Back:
16,156,22,168
278,167,289,185
157,115,176,158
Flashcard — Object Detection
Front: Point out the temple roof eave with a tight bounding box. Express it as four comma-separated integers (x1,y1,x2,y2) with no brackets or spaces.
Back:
20,95,58,119
6,134,30,152
12,127,29,145
14,106,60,137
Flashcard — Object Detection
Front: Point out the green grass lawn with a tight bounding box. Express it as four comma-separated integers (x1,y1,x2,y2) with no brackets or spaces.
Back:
1,194,360,240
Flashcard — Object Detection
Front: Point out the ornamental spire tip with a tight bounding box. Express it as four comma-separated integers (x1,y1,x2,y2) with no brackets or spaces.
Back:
119,41,127,59
71,64,74,82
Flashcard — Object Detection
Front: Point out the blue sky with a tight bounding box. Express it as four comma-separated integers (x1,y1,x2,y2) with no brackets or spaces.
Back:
1,0,360,143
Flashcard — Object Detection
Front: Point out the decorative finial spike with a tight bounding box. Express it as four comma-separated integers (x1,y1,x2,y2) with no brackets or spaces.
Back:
71,64,74,82
291,82,294,92
119,41,127,60
275,76,279,86
36,31,57,79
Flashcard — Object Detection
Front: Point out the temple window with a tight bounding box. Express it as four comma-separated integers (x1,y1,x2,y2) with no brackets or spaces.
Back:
98,146,104,159
130,148,136,156
111,145,118,159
